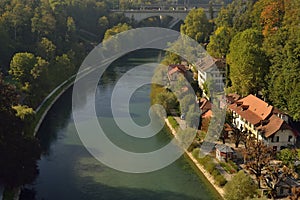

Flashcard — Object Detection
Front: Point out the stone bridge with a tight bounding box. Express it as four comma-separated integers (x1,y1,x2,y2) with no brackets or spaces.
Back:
111,4,222,22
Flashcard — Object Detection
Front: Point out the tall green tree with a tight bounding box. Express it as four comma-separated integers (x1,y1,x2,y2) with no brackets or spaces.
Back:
207,26,233,58
227,28,269,96
180,8,212,44
31,1,56,39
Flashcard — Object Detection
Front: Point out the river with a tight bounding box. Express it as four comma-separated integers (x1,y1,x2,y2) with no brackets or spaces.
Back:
24,49,221,200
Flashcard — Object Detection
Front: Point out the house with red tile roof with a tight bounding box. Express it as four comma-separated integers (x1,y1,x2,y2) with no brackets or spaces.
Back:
228,94,296,151
167,64,187,82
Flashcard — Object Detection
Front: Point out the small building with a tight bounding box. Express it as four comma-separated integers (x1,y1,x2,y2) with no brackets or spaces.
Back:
196,57,226,95
215,144,235,162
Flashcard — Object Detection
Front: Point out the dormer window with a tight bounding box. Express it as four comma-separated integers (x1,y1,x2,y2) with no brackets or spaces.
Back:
241,105,249,111
236,102,243,106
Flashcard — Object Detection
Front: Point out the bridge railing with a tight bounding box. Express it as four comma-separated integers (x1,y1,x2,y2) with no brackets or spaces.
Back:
111,3,223,12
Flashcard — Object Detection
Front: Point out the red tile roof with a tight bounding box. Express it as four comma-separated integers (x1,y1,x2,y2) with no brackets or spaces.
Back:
200,98,212,112
257,114,284,138
168,64,187,75
228,95,273,125
229,94,294,138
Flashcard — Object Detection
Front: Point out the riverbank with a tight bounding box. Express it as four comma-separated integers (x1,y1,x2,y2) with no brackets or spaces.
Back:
32,76,76,136
165,118,225,199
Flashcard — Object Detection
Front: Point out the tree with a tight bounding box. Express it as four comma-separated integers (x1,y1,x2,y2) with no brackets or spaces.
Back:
263,164,295,199
103,23,132,41
224,171,257,200
37,37,56,60
0,74,40,188
260,0,284,37
154,90,178,115
99,16,109,29
31,2,56,39
290,186,300,200
230,127,247,148
277,148,298,168
243,140,274,188
180,8,212,44
215,0,256,32
227,29,269,96
180,94,195,114
268,26,300,120
9,53,36,86
12,105,34,120
207,26,233,58
185,104,200,129
31,57,49,80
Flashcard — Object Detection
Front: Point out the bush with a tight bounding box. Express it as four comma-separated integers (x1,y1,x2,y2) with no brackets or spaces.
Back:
192,148,200,158
220,161,237,174
228,160,239,171
215,175,227,186
206,162,216,174
212,169,221,177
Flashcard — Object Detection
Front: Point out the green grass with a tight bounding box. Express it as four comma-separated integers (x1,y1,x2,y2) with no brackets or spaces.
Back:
167,116,179,130
192,148,228,187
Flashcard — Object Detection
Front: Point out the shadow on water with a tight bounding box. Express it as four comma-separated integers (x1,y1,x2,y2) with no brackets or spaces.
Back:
36,88,73,155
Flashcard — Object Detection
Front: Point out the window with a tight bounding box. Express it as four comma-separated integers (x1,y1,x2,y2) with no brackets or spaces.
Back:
288,135,293,142
273,146,277,152
276,136,279,142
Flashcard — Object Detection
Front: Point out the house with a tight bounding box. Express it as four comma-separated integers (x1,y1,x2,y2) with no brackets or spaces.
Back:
196,57,226,95
263,175,300,198
167,64,187,82
215,144,235,162
199,97,212,119
228,94,297,151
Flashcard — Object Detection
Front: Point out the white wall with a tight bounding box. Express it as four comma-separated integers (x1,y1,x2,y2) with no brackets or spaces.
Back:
232,111,296,151
267,129,296,150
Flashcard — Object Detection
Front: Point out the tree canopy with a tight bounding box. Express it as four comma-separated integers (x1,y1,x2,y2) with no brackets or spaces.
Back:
224,171,257,200
180,8,212,44
227,28,268,96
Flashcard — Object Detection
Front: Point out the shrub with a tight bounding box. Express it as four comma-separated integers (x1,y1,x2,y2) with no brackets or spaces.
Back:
212,169,221,177
215,175,227,186
228,160,239,171
192,148,200,158
206,162,216,174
